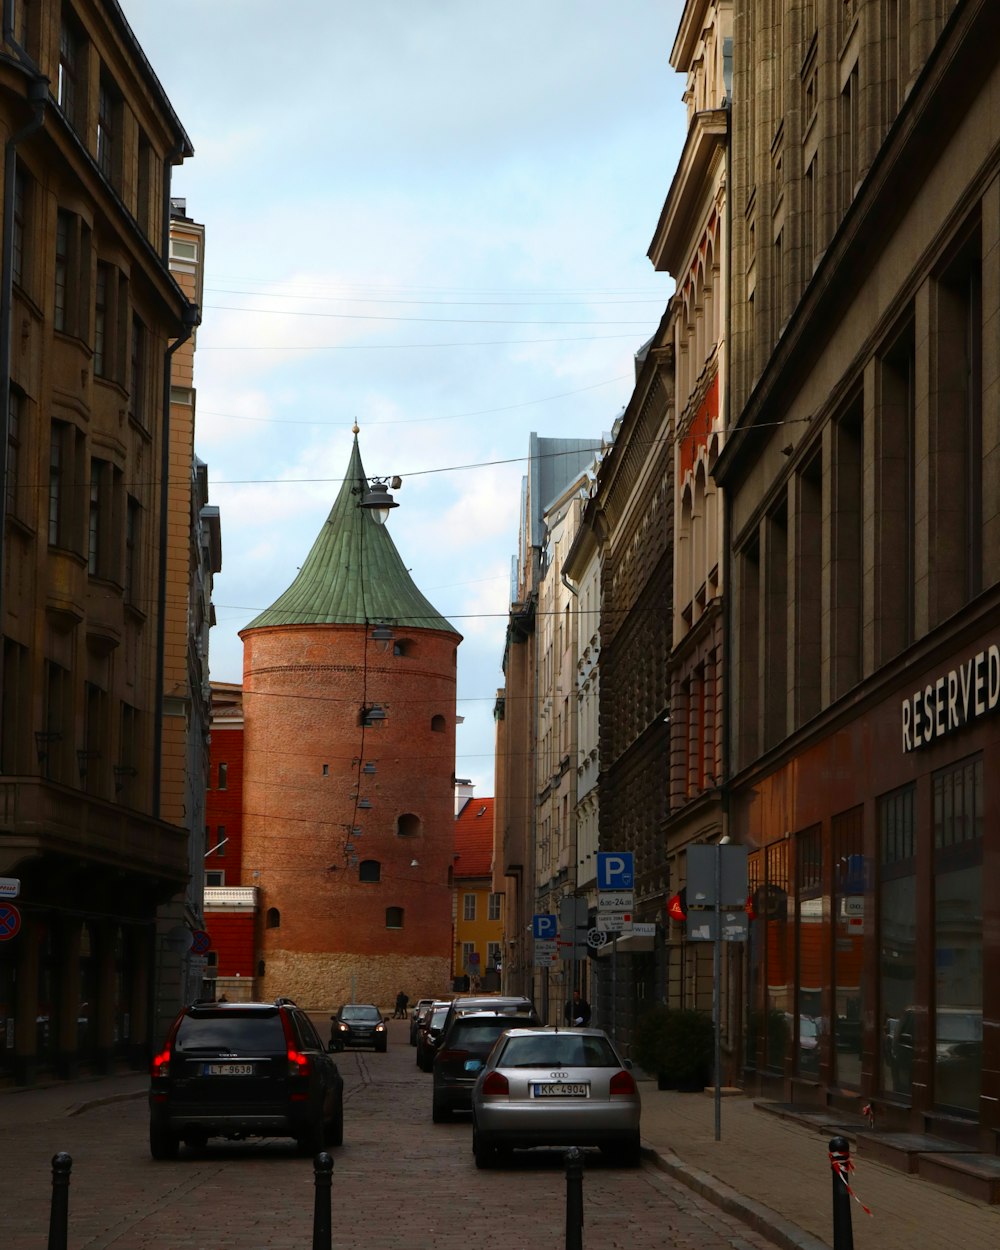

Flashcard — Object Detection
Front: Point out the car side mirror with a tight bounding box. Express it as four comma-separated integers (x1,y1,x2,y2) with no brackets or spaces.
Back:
624,1058,633,1069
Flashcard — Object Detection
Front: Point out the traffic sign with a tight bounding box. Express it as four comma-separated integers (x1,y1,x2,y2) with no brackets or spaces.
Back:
190,930,212,956
533,939,559,966
597,852,634,891
586,927,608,949
532,914,558,940
597,913,633,933
598,891,634,912
0,877,20,899
0,903,21,940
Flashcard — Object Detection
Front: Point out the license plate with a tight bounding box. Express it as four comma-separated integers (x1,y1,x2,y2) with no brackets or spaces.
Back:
204,1063,255,1076
464,1059,483,1072
533,1082,590,1097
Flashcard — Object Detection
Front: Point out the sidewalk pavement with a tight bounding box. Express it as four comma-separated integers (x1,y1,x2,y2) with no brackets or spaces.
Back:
636,1080,1000,1250
4,1066,999,1249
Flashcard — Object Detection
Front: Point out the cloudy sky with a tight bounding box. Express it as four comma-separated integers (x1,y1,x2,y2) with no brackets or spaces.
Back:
124,0,688,793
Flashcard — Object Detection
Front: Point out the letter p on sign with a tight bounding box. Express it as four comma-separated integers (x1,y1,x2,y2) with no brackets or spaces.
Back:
597,851,634,890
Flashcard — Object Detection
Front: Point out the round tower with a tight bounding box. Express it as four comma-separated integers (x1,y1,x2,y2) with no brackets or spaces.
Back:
239,432,462,1008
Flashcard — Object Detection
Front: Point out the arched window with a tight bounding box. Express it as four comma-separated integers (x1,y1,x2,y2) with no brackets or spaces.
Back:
266,907,280,929
393,638,413,657
431,714,446,733
397,812,421,837
359,859,381,882
385,907,404,929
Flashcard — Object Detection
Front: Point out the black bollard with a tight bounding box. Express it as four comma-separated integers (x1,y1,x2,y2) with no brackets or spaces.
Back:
829,1136,854,1250
564,1147,584,1250
312,1151,333,1250
47,1152,72,1250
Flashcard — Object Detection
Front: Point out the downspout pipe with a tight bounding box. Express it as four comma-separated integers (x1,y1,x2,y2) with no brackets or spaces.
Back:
152,299,200,818
0,72,47,723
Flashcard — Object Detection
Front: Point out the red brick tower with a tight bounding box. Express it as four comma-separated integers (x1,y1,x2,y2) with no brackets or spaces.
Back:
239,431,462,1008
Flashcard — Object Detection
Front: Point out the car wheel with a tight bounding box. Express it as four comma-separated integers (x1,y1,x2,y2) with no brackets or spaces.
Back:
376,1040,387,1053
297,1115,327,1157
327,1093,344,1148
431,1097,452,1123
149,1125,179,1161
603,1133,642,1168
328,1041,343,1053
473,1127,497,1169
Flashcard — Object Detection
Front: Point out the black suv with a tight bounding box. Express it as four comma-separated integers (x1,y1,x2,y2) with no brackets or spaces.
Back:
432,1009,540,1121
149,999,343,1160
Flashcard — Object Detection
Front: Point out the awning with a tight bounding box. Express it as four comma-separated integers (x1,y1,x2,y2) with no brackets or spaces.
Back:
596,931,655,956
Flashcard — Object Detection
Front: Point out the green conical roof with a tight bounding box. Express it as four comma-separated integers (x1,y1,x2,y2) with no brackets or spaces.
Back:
243,435,459,636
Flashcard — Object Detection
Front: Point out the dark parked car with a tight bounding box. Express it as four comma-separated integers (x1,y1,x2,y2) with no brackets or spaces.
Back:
416,1001,452,1072
329,1003,388,1052
432,1008,540,1121
436,994,537,1043
148,998,343,1160
409,998,436,1046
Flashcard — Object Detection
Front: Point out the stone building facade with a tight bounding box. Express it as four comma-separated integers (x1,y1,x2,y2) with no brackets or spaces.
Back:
717,0,1000,1149
0,0,199,1083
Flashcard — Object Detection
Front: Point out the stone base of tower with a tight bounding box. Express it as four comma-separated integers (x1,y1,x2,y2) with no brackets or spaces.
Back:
257,949,454,1013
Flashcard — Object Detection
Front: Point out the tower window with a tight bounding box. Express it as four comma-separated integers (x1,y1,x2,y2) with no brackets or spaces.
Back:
266,907,281,929
359,860,381,882
431,714,446,733
397,812,421,837
386,907,404,929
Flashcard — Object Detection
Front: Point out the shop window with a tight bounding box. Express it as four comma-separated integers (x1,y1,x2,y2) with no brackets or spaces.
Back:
878,783,916,1095
832,807,865,1086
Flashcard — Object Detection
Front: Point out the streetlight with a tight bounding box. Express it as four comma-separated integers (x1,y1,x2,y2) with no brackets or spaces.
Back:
359,477,399,524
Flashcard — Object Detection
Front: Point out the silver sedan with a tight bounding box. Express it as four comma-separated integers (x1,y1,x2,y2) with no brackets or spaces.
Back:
470,1026,641,1168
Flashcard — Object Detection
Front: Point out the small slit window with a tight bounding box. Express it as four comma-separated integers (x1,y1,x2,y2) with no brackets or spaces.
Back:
266,907,281,929
386,906,404,929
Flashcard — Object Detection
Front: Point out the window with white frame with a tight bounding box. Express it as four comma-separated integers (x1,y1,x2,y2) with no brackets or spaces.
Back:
463,893,476,922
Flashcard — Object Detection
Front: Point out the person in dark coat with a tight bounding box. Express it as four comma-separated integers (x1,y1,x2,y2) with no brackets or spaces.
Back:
393,991,409,1019
563,989,591,1026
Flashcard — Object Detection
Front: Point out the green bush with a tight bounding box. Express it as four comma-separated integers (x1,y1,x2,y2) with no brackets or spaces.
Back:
633,1006,714,1089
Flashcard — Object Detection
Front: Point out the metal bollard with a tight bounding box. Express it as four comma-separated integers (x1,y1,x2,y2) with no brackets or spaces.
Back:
564,1146,584,1250
47,1152,72,1250
829,1136,854,1250
312,1151,333,1250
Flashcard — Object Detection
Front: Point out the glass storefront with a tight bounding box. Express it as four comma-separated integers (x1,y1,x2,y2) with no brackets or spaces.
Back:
832,808,865,1087
932,756,982,1114
879,784,916,1096
795,826,822,1078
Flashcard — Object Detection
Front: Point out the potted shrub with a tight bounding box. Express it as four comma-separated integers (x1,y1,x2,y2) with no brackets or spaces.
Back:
633,1006,714,1091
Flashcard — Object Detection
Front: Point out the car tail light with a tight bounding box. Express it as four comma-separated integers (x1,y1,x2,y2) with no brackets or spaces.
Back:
279,1009,311,1081
480,1071,509,1096
609,1069,637,1095
150,1047,171,1078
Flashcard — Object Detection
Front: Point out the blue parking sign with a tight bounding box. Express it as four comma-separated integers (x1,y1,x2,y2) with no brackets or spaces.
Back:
532,914,558,940
597,852,634,891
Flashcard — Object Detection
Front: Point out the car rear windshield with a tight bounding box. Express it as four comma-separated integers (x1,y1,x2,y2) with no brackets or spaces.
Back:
174,1011,285,1053
449,1018,536,1049
341,1006,381,1021
497,1033,621,1068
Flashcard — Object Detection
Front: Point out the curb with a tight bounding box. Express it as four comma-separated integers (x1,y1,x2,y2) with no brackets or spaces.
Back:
68,1087,147,1117
642,1143,831,1250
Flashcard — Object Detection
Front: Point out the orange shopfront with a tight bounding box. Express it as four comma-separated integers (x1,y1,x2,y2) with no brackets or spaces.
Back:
734,633,998,1147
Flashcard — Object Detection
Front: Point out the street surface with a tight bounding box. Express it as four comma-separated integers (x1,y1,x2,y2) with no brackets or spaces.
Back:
2,1017,777,1250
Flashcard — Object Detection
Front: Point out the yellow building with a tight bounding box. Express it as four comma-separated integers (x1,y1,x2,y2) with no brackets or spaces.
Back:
453,788,503,990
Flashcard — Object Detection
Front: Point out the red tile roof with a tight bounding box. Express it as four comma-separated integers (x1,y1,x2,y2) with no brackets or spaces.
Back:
454,797,495,878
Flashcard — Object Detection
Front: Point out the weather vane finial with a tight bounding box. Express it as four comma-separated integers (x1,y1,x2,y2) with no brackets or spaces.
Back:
352,421,360,435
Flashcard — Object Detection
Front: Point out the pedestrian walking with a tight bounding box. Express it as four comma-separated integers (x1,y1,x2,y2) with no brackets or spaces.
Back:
563,989,591,1026
393,990,409,1019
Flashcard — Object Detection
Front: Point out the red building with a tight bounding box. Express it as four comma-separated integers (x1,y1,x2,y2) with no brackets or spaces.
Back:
233,431,462,1009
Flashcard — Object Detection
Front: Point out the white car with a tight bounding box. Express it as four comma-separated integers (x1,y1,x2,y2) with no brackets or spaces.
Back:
470,1026,641,1168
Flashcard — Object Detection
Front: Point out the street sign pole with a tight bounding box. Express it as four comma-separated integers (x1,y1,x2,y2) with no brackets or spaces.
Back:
611,933,617,1042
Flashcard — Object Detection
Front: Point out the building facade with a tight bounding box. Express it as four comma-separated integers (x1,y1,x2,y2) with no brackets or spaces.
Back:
717,0,1000,1145
239,432,461,1009
453,790,502,991
647,0,734,1066
0,0,199,1083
